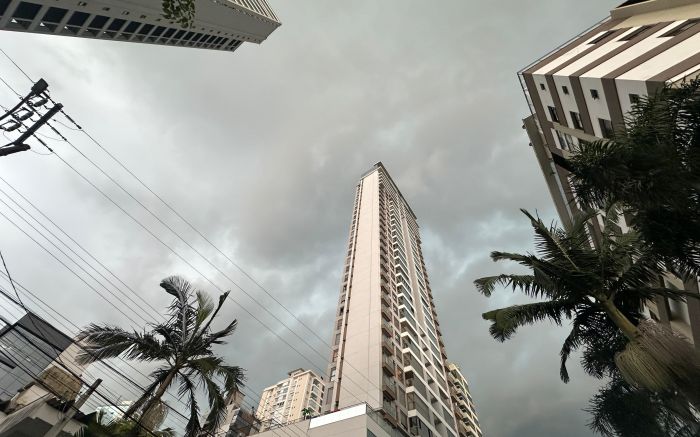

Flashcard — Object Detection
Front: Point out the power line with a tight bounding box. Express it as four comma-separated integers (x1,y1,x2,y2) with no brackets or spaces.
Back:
0,177,163,320
0,46,389,426
0,255,283,437
0,309,162,437
0,72,382,415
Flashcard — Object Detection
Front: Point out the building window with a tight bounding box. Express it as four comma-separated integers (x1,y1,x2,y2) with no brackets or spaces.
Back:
661,19,700,37
588,30,614,44
562,85,569,95
88,15,109,29
42,7,68,23
14,2,42,20
555,131,574,151
122,21,140,33
547,106,559,123
570,111,584,130
539,83,546,91
590,89,600,100
619,25,651,41
599,118,614,139
629,93,640,105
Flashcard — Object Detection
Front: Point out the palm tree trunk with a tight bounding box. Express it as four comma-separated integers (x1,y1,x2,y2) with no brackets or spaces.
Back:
599,298,639,341
139,368,179,424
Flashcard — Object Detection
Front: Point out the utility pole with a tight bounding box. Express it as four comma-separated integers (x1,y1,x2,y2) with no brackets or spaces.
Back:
44,378,102,437
0,78,62,157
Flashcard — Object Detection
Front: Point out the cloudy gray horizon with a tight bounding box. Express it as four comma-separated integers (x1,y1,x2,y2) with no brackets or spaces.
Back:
0,1,618,435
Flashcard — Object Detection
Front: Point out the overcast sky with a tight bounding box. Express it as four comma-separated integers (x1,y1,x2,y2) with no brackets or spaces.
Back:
0,1,619,435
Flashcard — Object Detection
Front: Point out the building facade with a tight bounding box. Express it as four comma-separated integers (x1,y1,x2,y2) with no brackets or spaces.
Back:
445,364,480,437
256,368,324,431
94,400,133,425
0,313,79,402
0,0,280,52
519,0,700,346
215,390,260,437
323,162,462,437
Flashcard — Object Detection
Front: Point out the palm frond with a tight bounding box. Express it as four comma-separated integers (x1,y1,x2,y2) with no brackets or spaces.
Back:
482,301,572,342
217,365,245,393
176,372,202,437
473,274,547,298
206,319,238,345
521,209,580,271
195,291,215,328
77,324,167,364
559,321,583,383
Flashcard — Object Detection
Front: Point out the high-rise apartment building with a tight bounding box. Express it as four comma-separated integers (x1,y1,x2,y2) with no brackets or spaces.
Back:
0,0,280,52
323,162,462,437
256,368,324,431
445,364,481,437
519,0,700,345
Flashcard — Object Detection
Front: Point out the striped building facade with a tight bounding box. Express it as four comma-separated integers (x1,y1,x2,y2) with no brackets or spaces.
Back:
519,0,700,347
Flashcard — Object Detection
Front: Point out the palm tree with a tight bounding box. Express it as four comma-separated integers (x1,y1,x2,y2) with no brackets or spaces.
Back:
76,276,245,436
567,79,700,275
300,407,313,420
474,207,700,402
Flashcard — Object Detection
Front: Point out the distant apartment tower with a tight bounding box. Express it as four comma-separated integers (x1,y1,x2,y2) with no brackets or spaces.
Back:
216,391,260,437
323,162,462,437
256,369,324,431
0,0,280,52
446,364,481,437
519,0,700,345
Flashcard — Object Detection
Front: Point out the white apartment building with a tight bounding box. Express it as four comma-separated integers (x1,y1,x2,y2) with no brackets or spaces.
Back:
94,400,133,425
519,0,700,346
0,0,280,52
256,368,324,431
445,364,480,437
322,162,463,437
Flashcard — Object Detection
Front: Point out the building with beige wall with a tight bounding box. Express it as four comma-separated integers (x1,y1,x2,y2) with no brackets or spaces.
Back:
519,0,700,347
323,163,464,437
256,368,324,431
445,364,481,437
252,403,406,437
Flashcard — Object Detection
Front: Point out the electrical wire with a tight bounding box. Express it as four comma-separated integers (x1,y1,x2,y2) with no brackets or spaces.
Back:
0,67,382,421
0,46,396,431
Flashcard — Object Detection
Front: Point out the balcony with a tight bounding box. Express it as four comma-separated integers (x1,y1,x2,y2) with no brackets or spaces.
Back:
382,376,397,400
383,353,396,371
381,321,393,335
382,401,399,427
382,336,394,355
381,291,391,306
381,306,392,321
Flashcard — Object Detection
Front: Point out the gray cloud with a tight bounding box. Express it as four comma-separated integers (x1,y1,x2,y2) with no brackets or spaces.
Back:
0,0,618,435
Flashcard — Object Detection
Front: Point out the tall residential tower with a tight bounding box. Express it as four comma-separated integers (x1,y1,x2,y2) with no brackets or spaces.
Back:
519,0,700,346
0,0,280,52
322,162,473,437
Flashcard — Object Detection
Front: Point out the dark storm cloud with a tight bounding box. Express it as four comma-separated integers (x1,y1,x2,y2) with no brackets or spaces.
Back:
0,0,617,435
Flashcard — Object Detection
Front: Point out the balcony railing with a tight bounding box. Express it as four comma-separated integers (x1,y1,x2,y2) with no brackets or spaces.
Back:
383,376,397,400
